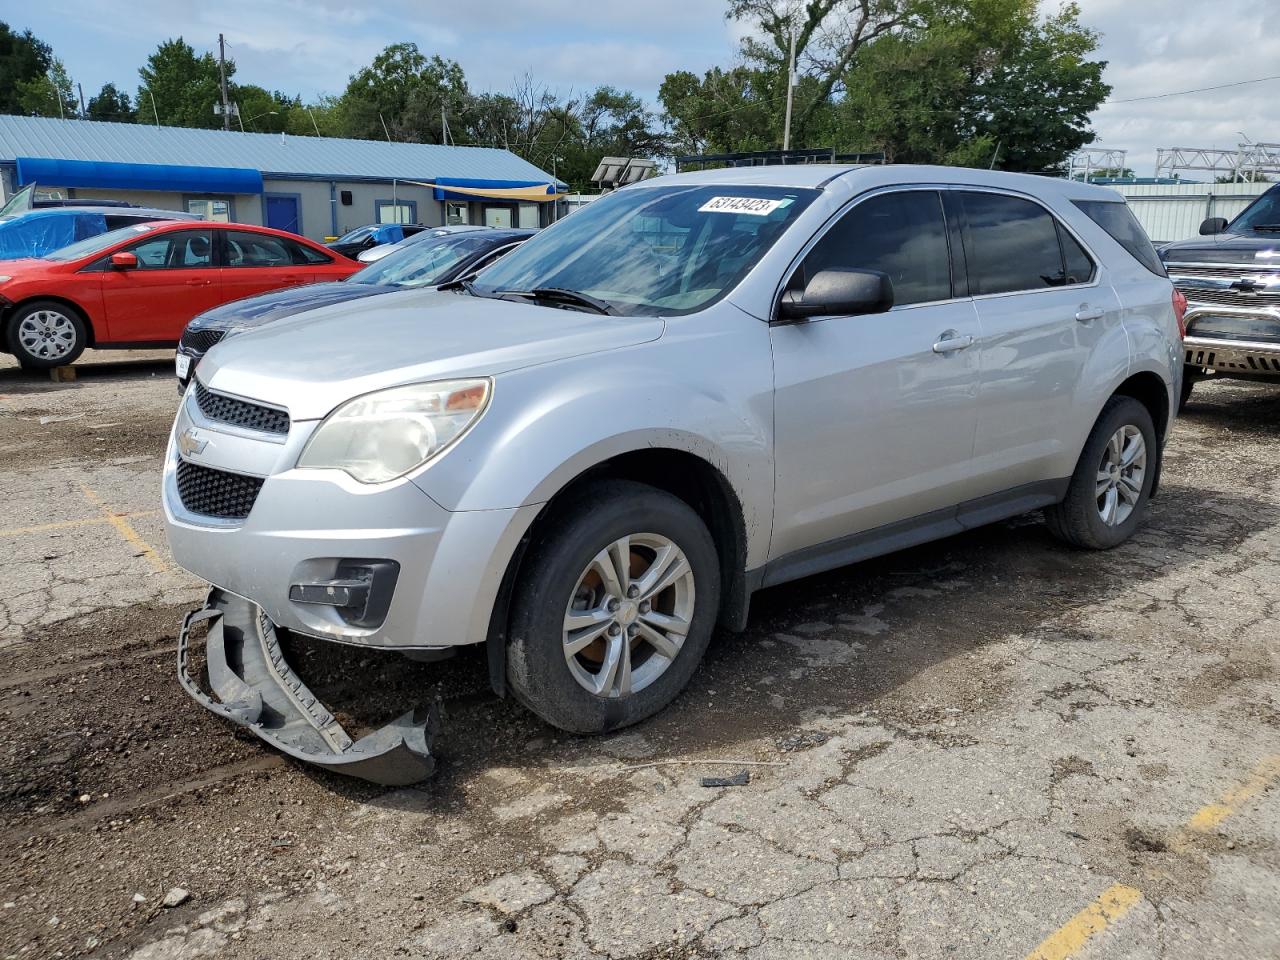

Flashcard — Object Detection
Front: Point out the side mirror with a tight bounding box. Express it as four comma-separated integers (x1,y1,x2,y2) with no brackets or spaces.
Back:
778,268,894,321
1199,217,1229,236
110,251,138,269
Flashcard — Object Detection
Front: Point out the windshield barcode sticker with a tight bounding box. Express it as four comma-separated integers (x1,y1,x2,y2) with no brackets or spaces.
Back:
698,196,785,216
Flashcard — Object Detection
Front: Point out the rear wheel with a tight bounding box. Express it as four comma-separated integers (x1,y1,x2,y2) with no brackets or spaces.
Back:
1045,396,1157,550
506,480,720,734
7,300,87,369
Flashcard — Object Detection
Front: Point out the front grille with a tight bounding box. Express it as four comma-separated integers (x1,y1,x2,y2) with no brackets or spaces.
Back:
180,328,226,353
176,459,264,519
1166,263,1280,280
194,381,290,435
1181,286,1280,310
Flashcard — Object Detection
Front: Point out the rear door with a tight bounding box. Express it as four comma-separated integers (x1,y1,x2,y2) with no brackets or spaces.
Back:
769,189,984,565
954,190,1121,494
220,229,315,302
97,228,221,342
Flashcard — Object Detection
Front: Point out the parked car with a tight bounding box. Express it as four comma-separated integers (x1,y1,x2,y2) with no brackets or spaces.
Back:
175,228,533,387
1160,182,1280,406
356,224,486,263
0,205,197,261
165,166,1182,783
327,223,430,260
0,220,360,368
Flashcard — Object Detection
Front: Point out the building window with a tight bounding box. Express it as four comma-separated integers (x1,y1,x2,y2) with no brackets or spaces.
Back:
187,198,232,222
376,200,417,224
445,201,469,225
484,206,513,228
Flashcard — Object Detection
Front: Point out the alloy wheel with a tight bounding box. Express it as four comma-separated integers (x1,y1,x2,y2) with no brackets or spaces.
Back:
17,309,77,362
1096,424,1146,526
562,533,696,699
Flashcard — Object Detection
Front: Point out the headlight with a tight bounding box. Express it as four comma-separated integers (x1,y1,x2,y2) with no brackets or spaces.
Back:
0,275,11,284
297,378,491,483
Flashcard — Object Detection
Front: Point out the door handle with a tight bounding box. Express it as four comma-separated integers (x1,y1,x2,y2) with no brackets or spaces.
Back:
1075,306,1104,322
185,279,210,287
932,331,975,354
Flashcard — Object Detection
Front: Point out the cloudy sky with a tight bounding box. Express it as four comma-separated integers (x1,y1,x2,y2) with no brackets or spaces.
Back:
16,0,1280,174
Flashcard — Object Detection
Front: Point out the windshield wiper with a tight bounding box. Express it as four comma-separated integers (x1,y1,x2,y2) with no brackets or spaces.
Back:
496,286,619,316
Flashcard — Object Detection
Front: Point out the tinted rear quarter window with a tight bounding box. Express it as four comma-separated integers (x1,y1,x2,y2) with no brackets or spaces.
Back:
959,192,1067,295
1072,199,1165,277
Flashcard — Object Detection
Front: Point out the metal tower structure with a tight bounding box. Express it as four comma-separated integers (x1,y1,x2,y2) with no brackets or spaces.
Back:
1067,148,1128,181
1155,143,1280,182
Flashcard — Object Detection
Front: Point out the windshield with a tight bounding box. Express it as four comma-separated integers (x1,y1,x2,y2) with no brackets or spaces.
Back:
351,234,497,288
0,184,35,219
471,184,818,316
1228,186,1280,234
43,222,158,261
335,225,377,244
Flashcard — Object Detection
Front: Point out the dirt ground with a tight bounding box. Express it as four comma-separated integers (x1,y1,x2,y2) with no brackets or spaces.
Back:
1,350,1277,960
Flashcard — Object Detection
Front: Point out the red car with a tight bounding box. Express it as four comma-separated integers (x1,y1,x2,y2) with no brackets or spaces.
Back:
0,221,361,369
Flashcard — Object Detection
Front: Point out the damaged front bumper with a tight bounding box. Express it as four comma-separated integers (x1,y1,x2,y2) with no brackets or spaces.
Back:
178,589,440,785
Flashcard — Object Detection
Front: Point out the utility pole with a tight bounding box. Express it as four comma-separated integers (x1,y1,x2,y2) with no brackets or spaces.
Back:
782,16,797,151
77,82,86,118
217,33,230,131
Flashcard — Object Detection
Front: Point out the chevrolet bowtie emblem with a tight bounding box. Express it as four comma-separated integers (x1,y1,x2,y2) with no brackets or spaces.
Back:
178,428,207,457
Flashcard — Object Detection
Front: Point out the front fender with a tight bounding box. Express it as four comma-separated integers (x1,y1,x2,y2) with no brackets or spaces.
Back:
411,324,776,568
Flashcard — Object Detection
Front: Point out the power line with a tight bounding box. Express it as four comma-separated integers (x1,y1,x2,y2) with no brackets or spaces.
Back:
1107,74,1280,104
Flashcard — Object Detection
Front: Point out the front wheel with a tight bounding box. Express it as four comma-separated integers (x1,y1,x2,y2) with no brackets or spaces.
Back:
1178,367,1200,411
506,480,720,734
1045,396,1158,550
7,300,87,369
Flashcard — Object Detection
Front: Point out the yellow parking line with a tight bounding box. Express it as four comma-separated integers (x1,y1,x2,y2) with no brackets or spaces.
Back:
1024,883,1143,960
1025,752,1280,958
78,484,166,574
1184,754,1280,833
0,510,158,538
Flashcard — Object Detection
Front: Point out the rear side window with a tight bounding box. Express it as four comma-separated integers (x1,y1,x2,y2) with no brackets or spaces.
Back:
291,240,332,265
1059,226,1095,284
800,190,952,306
959,192,1072,295
1072,199,1166,277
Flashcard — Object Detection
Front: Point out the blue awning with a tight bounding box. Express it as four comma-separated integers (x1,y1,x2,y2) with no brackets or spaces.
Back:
15,157,264,195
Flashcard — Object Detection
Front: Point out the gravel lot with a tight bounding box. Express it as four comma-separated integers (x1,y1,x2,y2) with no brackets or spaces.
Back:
1,351,1277,960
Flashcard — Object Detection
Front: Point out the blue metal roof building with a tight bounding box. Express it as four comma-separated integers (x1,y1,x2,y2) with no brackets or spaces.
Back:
0,115,566,238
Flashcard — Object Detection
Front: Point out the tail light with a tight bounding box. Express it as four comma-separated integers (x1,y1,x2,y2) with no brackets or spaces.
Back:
1172,287,1188,339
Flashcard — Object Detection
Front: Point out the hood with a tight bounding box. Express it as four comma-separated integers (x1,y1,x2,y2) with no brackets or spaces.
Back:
198,289,664,420
1160,233,1280,265
189,282,391,333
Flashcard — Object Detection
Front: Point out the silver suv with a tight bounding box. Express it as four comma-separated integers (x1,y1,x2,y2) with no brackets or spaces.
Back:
165,165,1183,783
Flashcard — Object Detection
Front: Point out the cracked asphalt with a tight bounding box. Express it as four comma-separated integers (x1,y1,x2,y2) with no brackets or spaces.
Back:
1,351,1278,960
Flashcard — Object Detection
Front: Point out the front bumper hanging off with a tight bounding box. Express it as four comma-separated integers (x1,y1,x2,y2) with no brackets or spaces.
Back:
178,589,440,785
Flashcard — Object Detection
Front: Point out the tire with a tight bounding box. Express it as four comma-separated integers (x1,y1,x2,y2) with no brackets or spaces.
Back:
6,300,87,369
1045,396,1158,550
506,480,721,734
1178,368,1198,411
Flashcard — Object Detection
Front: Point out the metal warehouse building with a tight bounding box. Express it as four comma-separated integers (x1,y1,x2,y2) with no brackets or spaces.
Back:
0,115,566,241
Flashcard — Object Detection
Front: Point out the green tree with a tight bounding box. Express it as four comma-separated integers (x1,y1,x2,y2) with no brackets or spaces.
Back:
284,95,342,137
338,42,467,142
659,66,782,156
138,37,231,128
0,22,53,115
86,82,135,122
833,0,1108,170
232,84,296,133
17,56,76,119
